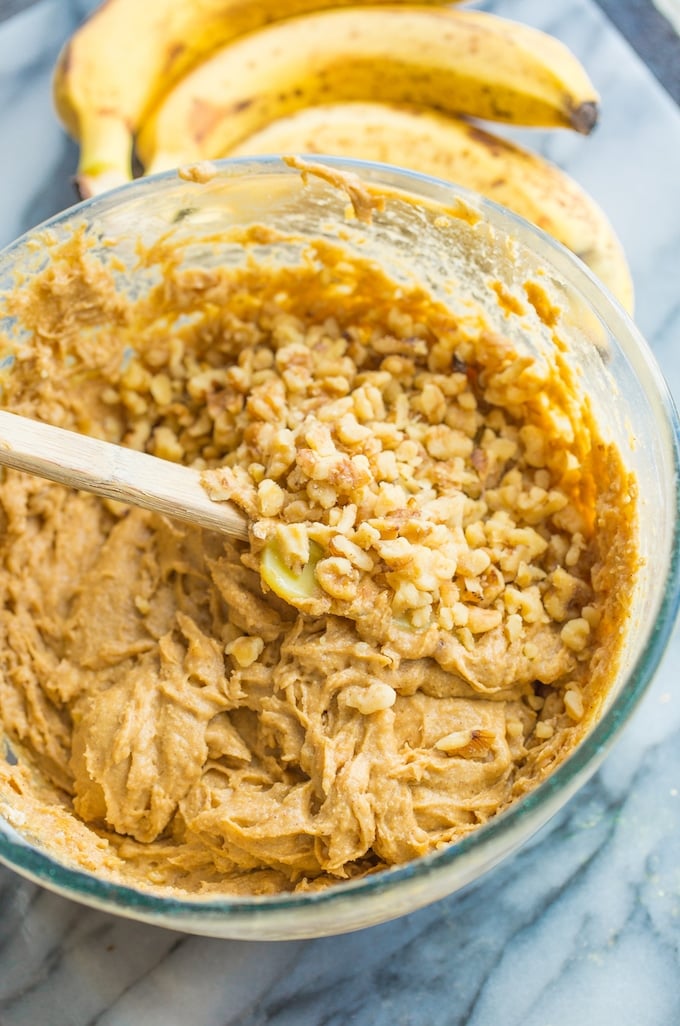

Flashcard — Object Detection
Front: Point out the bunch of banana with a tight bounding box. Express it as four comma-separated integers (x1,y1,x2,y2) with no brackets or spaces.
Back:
229,103,634,311
53,0,459,198
53,0,633,308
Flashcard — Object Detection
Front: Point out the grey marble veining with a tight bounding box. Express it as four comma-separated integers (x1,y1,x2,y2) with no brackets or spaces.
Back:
0,1,679,1024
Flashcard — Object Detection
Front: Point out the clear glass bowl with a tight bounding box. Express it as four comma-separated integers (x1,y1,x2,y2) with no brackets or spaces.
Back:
0,156,678,940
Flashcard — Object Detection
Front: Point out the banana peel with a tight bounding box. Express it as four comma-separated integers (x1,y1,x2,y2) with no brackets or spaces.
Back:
135,6,600,176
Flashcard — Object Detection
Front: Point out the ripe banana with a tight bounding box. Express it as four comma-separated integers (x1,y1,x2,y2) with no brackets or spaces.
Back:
136,6,600,177
228,103,633,312
53,0,457,198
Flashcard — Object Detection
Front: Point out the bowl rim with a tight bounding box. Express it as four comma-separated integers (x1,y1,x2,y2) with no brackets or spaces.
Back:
1,154,679,927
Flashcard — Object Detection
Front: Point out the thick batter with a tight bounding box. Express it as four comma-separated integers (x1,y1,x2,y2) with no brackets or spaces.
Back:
0,219,637,896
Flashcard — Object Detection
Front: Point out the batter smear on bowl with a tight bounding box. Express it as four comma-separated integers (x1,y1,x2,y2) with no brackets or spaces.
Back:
0,218,637,897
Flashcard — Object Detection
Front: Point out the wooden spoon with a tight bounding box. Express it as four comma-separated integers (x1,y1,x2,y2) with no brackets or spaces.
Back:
0,409,249,540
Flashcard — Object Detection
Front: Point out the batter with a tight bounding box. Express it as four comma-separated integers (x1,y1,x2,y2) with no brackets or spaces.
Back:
0,214,637,896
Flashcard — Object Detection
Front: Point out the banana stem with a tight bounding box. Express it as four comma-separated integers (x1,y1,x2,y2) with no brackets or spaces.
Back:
76,113,135,198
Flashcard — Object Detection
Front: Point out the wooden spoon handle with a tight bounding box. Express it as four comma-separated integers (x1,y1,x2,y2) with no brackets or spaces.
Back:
0,409,249,540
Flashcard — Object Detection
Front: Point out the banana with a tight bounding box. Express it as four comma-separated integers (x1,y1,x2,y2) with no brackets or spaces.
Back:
227,102,633,311
136,6,600,178
53,0,458,198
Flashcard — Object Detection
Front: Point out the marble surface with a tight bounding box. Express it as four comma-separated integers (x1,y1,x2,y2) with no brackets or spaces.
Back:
656,0,680,33
1,1,679,1023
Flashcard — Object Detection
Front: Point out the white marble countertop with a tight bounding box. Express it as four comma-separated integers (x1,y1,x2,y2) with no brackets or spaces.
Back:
1,1,679,1024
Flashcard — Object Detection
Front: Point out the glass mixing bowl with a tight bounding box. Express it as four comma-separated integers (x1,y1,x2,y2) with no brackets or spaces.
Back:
0,156,678,940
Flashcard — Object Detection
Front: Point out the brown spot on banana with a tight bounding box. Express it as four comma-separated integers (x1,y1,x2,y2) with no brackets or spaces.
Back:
467,125,510,157
191,97,253,144
163,42,186,73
